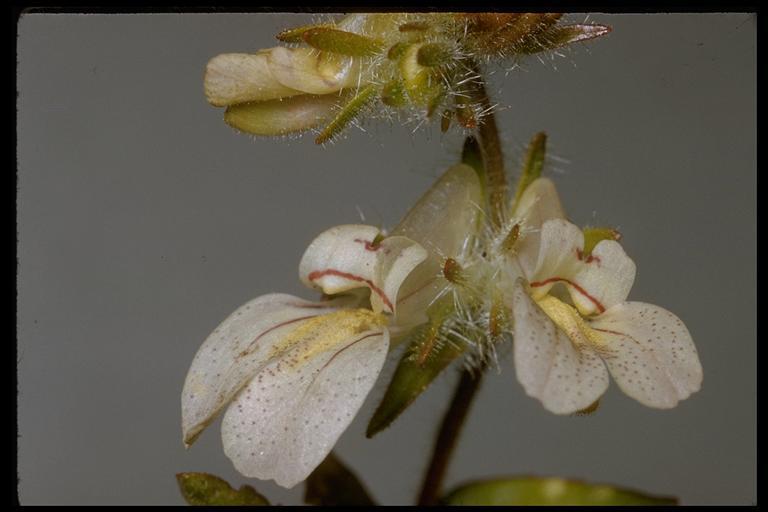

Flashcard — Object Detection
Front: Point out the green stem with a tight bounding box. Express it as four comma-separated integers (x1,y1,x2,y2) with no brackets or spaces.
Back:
416,64,503,506
416,367,485,506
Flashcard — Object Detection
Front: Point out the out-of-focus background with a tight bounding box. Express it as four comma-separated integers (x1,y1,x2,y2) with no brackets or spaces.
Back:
17,13,756,505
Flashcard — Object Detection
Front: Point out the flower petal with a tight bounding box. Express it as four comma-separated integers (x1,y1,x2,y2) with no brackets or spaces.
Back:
510,177,566,278
590,302,702,408
392,164,482,328
511,280,609,414
204,52,303,107
221,315,389,488
530,219,636,316
181,293,344,447
267,47,360,95
224,93,339,136
571,240,636,315
298,224,427,314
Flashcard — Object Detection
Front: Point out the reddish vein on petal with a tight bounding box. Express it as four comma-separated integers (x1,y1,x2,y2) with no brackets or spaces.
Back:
529,276,606,313
354,238,380,251
236,315,317,359
308,269,394,312
319,331,383,372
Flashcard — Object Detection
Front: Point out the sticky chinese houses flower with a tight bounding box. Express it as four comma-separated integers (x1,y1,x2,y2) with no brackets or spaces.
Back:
510,218,703,414
203,13,610,143
181,224,429,488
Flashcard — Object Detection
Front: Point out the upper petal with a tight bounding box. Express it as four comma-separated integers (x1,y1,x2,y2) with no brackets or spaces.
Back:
267,47,361,95
530,219,636,316
204,52,303,107
392,164,482,328
393,163,482,257
510,177,566,278
510,280,609,414
590,302,702,408
181,293,345,447
221,315,389,488
299,224,427,314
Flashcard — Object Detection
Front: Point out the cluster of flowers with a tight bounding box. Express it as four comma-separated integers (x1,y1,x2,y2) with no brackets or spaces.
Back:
204,13,610,143
181,152,702,488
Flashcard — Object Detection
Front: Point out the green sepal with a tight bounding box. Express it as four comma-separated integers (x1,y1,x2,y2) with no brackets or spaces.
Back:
304,452,377,506
367,299,466,438
461,136,485,191
512,131,547,207
315,84,378,144
176,472,269,506
443,477,678,506
302,27,384,57
582,227,622,256
276,24,331,43
520,24,612,54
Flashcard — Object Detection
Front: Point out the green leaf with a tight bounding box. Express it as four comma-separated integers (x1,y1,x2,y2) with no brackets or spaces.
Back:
304,452,377,506
443,477,678,506
512,131,547,208
367,302,466,438
176,472,269,506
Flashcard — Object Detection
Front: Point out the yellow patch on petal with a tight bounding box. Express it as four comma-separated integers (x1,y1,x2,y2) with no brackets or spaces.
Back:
535,295,607,351
269,309,386,366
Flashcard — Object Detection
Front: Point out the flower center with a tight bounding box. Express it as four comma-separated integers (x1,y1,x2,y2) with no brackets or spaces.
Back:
269,309,387,366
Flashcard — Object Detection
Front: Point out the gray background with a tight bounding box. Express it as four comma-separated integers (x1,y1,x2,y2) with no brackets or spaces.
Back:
17,13,756,505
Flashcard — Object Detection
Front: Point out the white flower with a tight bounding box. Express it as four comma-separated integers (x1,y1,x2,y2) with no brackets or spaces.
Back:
181,224,426,488
180,164,484,489
510,218,703,414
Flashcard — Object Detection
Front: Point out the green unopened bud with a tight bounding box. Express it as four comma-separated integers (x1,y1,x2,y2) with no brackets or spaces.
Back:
417,42,452,67
381,79,407,107
400,43,440,106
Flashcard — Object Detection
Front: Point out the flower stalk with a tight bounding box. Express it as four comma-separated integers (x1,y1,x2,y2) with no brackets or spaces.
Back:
417,365,485,506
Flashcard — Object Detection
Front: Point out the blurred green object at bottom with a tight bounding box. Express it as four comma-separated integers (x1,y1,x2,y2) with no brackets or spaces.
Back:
443,477,678,506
